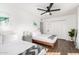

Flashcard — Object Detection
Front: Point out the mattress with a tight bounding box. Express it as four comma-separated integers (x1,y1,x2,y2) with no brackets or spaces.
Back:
32,34,57,43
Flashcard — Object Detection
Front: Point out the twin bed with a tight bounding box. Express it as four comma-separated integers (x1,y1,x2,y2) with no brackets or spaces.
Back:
0,31,35,55
32,34,57,47
31,29,57,47
0,41,35,55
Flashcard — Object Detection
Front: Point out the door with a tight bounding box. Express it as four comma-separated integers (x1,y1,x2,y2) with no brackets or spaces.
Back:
44,20,67,39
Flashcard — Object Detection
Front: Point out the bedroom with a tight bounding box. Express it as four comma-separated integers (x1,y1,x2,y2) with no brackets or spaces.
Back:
0,3,79,55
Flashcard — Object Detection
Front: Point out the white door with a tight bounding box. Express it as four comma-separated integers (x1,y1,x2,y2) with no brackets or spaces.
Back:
44,20,67,39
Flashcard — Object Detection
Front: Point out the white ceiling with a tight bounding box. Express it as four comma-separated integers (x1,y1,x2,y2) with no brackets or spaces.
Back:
16,3,79,19
0,3,79,19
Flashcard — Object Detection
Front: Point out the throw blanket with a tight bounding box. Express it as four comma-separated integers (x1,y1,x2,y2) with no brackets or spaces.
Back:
48,35,56,39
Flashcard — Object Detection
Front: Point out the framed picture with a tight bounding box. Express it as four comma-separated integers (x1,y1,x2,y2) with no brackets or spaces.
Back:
0,16,9,24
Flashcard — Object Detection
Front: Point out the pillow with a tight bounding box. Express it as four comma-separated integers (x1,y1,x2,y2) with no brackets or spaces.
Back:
32,29,41,37
23,31,31,36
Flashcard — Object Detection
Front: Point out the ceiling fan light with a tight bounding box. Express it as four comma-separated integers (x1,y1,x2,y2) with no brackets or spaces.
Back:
46,12,49,14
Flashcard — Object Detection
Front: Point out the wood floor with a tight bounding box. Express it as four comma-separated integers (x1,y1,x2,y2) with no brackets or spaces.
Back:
46,39,79,55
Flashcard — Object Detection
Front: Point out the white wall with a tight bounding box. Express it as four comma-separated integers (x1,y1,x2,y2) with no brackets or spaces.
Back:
0,4,40,33
43,14,77,40
76,7,79,49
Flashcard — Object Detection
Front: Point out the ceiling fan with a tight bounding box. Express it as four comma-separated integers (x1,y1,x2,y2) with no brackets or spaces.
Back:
37,3,61,15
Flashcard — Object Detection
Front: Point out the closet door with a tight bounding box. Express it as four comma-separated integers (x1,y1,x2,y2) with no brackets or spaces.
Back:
51,21,67,39
44,20,67,39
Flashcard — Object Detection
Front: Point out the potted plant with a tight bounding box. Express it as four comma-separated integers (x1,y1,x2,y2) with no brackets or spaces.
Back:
68,29,76,41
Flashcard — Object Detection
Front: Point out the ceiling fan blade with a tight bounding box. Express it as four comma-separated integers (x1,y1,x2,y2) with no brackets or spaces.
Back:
37,8,46,11
48,3,54,9
50,9,61,12
41,11,47,15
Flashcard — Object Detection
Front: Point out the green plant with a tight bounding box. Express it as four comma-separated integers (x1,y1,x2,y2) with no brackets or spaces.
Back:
68,29,75,40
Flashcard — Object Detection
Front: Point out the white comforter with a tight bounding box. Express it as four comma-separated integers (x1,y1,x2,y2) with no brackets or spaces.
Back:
0,41,35,55
0,31,36,55
32,34,57,43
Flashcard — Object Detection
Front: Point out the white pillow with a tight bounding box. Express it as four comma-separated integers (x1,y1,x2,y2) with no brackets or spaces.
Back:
32,30,41,37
